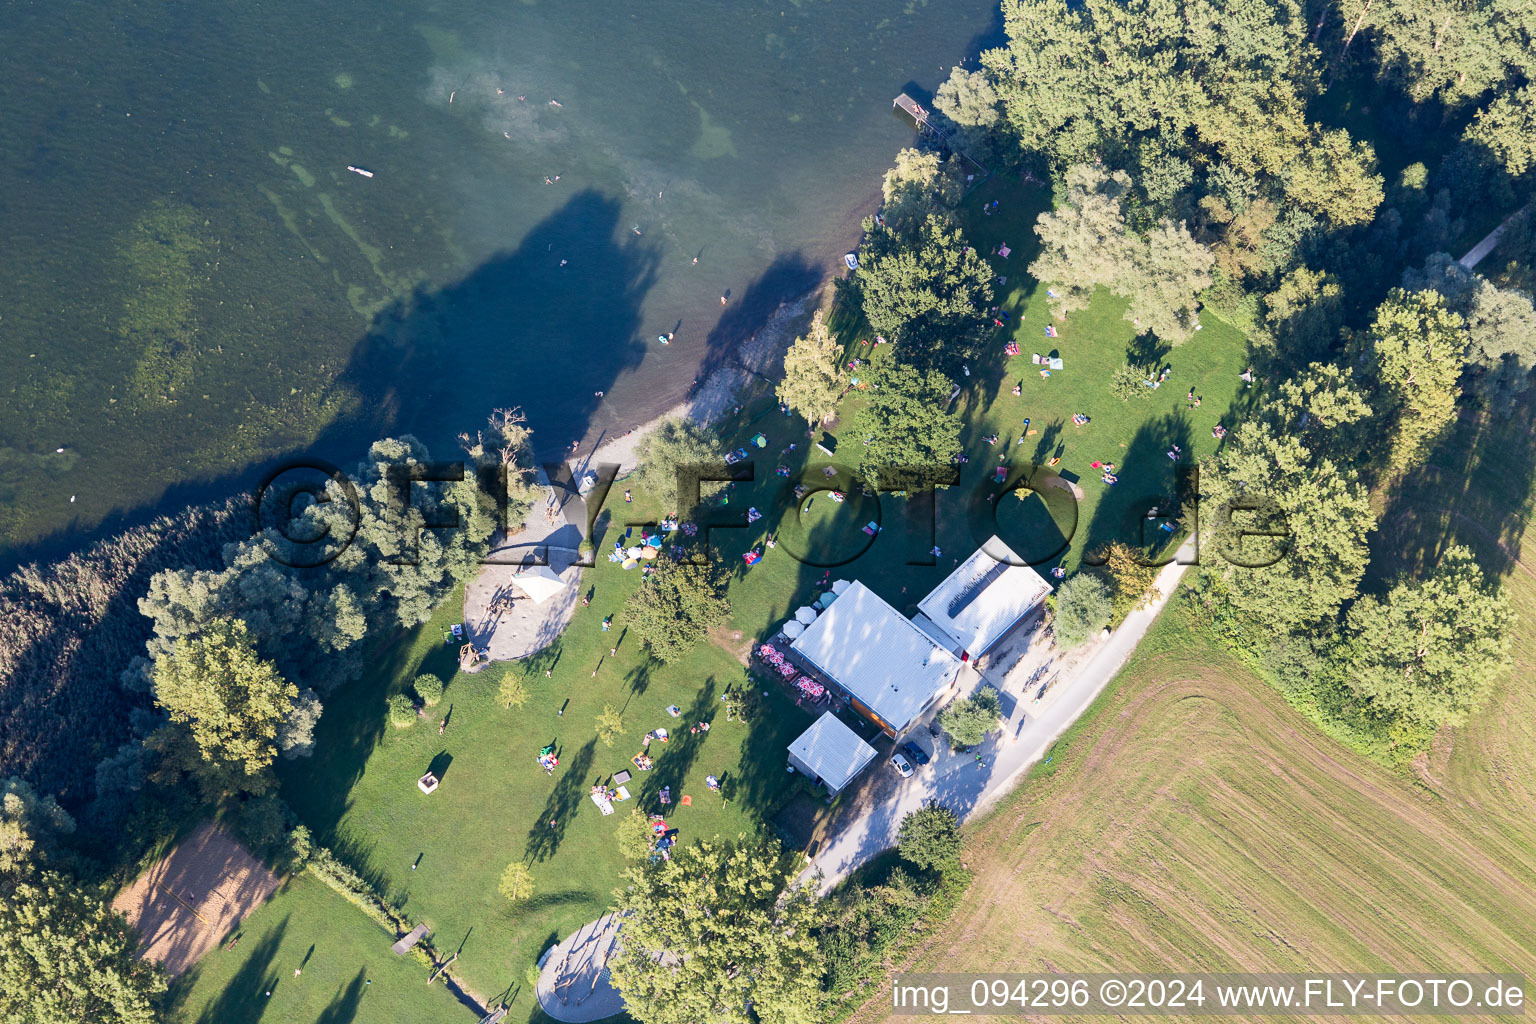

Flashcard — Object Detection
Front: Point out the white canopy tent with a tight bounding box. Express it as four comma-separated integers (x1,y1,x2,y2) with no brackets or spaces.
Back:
511,565,567,604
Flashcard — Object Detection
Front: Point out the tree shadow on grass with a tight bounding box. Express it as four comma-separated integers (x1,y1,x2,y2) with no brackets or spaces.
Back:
312,969,367,1024
1078,411,1194,563
729,686,815,815
525,738,595,863
633,678,720,811
192,915,287,1024
1370,406,1536,587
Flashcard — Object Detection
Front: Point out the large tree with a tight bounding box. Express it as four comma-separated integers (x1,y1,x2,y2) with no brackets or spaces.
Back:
880,148,963,230
983,0,1383,226
1404,252,1536,413
854,361,962,490
776,310,847,429
1361,288,1468,474
1465,86,1536,177
1050,574,1112,649
1201,416,1376,629
1264,361,1375,465
897,804,964,873
1030,164,1213,341
626,559,730,663
0,779,75,876
151,619,298,792
1344,546,1513,735
853,214,993,368
608,831,824,1024
938,688,1003,747
631,418,728,515
0,872,166,1024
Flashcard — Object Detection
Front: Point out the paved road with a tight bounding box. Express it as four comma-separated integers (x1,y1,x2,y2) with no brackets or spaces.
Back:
1460,203,1530,270
801,549,1193,893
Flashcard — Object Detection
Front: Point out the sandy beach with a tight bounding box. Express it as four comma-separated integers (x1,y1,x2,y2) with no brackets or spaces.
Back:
565,286,822,478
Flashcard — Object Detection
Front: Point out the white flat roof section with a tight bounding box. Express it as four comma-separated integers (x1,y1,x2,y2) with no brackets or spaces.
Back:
790,581,961,732
916,536,1051,658
787,712,878,794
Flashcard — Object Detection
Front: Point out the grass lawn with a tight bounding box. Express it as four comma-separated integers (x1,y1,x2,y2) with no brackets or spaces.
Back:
278,568,815,1010
224,171,1257,1020
169,872,478,1024
709,173,1253,626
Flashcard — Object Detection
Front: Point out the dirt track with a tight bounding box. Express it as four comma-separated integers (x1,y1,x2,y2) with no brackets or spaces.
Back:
113,821,281,977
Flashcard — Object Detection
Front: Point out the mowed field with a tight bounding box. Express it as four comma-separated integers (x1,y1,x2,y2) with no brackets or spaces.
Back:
852,409,1536,1021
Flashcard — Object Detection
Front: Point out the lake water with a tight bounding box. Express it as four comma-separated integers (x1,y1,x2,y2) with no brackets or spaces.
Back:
0,0,999,558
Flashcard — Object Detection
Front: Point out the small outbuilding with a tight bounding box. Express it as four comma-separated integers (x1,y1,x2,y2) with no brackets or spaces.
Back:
787,712,878,796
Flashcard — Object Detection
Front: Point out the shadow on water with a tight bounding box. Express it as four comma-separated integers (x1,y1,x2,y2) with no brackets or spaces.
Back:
0,189,656,576
693,255,822,388
321,189,658,462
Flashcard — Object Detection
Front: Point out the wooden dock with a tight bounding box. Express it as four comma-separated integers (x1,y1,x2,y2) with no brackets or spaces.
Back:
894,93,934,128
893,93,991,188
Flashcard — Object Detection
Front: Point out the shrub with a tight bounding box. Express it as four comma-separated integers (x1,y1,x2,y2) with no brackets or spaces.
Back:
616,810,655,860
1109,365,1152,401
499,861,535,903
497,672,529,710
386,693,416,729
1052,574,1112,649
413,673,444,707
939,689,1001,747
897,805,964,873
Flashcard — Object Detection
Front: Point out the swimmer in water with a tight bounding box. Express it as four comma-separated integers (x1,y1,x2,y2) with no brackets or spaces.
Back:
633,225,642,236
549,99,562,107
720,295,728,305
560,259,568,266
545,177,554,184
692,256,699,265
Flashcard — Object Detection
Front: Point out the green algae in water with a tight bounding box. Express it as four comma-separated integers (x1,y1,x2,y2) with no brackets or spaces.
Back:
116,202,213,404
689,102,738,160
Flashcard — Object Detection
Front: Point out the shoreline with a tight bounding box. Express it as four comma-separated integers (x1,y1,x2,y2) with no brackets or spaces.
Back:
566,284,825,477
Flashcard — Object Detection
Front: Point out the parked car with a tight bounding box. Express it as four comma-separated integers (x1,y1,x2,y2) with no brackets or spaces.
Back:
901,740,930,766
889,752,914,778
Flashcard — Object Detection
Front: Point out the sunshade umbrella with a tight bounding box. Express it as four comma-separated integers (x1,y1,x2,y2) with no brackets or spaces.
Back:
794,606,818,624
781,619,805,639
819,591,838,607
831,579,851,594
